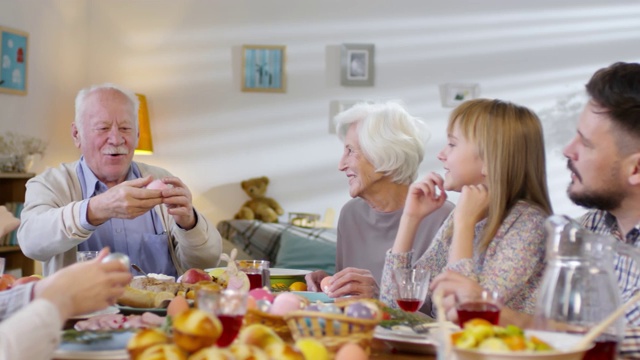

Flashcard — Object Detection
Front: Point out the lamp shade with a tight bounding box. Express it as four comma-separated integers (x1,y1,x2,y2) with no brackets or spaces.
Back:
135,93,153,155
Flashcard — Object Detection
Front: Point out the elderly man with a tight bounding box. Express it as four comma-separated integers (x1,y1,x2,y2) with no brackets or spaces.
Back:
306,101,454,299
18,84,222,277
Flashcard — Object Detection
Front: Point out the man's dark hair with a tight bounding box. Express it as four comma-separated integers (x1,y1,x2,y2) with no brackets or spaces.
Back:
586,62,640,137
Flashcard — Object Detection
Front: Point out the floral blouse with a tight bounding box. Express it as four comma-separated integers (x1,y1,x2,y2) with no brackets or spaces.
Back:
379,201,548,316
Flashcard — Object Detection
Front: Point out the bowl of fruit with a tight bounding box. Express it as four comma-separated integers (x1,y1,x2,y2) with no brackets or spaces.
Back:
452,319,593,360
268,268,310,292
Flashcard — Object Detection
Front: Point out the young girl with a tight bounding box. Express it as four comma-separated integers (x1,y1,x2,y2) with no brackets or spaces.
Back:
379,98,552,325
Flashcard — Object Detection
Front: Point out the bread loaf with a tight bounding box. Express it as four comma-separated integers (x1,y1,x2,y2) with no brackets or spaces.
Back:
117,286,174,308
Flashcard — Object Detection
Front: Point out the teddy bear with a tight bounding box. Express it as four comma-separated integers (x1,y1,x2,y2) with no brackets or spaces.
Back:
234,176,284,223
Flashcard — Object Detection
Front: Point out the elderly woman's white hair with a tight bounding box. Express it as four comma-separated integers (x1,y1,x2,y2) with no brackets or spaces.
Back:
334,101,430,185
74,83,140,135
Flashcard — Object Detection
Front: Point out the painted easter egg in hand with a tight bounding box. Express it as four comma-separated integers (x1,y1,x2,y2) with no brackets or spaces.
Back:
147,179,168,190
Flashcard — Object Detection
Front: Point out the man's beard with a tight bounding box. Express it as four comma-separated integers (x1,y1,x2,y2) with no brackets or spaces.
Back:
566,159,625,211
567,187,624,211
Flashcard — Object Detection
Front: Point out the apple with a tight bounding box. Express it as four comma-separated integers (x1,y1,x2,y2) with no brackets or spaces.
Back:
0,274,16,291
179,268,211,284
13,275,41,287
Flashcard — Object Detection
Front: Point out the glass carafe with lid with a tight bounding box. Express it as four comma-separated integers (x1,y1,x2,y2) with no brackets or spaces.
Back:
534,215,638,359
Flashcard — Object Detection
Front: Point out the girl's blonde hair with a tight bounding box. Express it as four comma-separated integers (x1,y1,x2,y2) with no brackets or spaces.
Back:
447,99,552,252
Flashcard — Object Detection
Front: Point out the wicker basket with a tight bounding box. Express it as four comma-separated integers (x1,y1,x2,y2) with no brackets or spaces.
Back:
284,300,382,354
243,308,291,341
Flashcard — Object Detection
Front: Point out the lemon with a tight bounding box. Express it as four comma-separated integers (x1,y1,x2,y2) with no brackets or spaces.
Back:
295,338,329,360
289,281,307,291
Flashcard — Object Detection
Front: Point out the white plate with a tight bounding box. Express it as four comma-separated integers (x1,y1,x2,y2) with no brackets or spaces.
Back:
54,331,133,359
374,326,438,355
204,267,311,277
270,268,311,277
69,306,120,320
52,349,128,360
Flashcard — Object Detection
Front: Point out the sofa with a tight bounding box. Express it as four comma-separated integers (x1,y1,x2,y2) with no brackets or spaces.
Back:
217,219,337,274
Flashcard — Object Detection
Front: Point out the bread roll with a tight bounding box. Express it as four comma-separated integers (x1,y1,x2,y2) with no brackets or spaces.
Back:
188,347,236,360
127,329,170,360
118,286,175,308
137,344,187,360
172,309,222,353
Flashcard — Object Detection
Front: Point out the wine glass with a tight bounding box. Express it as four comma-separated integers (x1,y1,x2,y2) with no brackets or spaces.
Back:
392,267,430,312
455,289,502,326
197,289,248,347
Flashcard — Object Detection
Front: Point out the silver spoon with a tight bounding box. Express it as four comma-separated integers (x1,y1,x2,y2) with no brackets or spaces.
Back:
131,264,149,277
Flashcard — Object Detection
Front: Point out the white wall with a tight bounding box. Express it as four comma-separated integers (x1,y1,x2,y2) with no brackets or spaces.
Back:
0,0,88,170
2,0,640,225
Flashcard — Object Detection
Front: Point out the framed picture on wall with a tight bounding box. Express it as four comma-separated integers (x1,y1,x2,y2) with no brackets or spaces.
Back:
241,45,286,93
439,83,480,107
0,26,28,95
340,43,374,87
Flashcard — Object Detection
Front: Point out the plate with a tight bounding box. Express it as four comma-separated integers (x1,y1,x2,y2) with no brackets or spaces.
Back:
204,267,311,277
115,305,166,316
70,306,120,320
374,326,437,355
270,268,311,277
53,330,133,360
453,330,590,360
291,291,334,303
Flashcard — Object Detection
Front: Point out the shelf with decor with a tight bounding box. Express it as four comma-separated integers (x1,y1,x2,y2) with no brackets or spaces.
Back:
0,172,35,276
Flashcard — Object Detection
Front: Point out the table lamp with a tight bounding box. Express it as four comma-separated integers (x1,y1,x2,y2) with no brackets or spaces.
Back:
135,93,153,155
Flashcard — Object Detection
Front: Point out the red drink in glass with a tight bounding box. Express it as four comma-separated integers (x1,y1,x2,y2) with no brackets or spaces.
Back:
246,273,262,290
396,298,421,312
456,301,500,325
216,315,244,347
582,335,617,360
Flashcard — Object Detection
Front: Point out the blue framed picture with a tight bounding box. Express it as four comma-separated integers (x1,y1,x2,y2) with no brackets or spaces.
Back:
241,45,286,93
0,26,28,95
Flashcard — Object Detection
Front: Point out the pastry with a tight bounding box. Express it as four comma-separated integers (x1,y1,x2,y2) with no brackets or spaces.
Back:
172,309,222,353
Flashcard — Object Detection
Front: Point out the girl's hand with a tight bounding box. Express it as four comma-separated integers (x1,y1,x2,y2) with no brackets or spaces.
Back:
454,184,489,227
393,173,447,254
404,172,448,220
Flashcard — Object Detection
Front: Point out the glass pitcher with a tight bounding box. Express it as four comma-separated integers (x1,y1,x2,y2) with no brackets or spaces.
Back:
534,215,640,360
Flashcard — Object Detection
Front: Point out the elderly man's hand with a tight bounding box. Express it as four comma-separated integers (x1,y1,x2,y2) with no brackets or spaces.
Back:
159,176,197,230
325,267,379,299
305,270,330,292
87,176,163,226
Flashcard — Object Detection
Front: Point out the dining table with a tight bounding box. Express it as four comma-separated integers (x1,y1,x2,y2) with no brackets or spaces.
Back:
370,338,436,359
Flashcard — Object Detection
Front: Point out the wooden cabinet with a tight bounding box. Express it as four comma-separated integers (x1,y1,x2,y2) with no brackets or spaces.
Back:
0,172,36,276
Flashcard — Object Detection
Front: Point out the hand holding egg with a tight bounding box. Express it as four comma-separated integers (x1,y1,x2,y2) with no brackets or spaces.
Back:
102,252,131,269
147,179,169,190
320,276,333,294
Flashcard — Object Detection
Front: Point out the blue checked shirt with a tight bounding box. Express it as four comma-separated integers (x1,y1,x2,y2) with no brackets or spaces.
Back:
581,210,640,359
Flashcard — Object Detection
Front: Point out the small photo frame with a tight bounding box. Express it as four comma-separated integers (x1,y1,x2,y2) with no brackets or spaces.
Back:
340,43,374,87
241,45,286,93
0,26,28,95
329,100,360,134
439,83,480,108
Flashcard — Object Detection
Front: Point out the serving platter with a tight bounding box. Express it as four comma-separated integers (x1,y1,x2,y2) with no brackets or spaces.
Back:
374,326,437,355
291,291,334,303
70,306,120,320
115,305,166,316
53,330,133,360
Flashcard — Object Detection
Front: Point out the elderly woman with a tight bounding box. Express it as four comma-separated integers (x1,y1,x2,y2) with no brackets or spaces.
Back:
305,101,454,299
